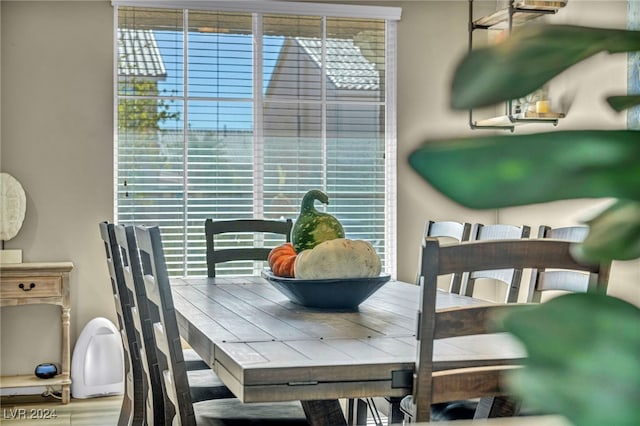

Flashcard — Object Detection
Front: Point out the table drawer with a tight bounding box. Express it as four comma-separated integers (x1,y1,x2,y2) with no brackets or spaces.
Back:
1,276,62,298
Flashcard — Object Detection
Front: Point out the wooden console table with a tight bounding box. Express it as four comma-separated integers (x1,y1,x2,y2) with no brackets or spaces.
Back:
0,262,73,404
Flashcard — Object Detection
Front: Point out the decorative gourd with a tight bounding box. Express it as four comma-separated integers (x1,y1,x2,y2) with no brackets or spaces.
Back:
294,238,381,280
291,189,345,253
268,243,297,278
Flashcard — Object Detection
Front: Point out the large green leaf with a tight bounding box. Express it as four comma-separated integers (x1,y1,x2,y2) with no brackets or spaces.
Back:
408,130,640,209
572,200,640,262
607,95,640,112
500,293,640,426
452,25,640,109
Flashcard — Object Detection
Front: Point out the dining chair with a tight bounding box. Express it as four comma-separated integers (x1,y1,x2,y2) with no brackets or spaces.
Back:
359,220,474,424
527,225,610,302
99,222,144,425
205,218,293,277
463,223,531,303
134,224,309,425
416,222,528,422
402,237,604,423
110,224,235,425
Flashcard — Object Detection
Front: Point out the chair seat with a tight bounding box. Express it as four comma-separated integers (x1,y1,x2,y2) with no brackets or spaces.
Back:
189,370,307,422
184,347,211,371
400,395,477,421
194,399,309,425
188,369,235,402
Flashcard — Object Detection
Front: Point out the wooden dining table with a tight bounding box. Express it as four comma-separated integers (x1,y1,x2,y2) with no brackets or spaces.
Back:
171,275,526,425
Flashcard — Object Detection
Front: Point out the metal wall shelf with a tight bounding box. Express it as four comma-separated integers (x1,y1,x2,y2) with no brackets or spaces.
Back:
473,0,566,28
468,0,567,131
471,112,565,132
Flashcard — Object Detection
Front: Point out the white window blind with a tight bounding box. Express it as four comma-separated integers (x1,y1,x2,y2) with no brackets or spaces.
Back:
115,1,398,276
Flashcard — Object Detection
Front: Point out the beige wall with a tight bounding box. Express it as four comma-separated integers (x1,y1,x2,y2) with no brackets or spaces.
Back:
395,0,495,285
394,0,638,304
1,0,114,376
1,0,637,378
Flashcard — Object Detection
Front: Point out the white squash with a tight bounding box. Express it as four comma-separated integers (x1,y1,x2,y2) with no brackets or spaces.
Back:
294,238,381,279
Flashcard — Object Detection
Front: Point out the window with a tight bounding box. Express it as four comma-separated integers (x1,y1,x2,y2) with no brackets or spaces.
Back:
114,1,399,276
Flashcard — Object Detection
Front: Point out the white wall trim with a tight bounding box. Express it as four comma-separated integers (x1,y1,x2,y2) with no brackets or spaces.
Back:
111,0,401,21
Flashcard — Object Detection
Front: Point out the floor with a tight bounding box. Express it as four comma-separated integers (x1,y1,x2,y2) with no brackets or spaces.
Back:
0,394,388,426
0,394,570,426
0,394,121,425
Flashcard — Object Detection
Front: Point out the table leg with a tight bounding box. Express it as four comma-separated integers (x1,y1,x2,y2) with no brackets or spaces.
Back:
385,397,404,425
302,399,347,426
345,399,369,425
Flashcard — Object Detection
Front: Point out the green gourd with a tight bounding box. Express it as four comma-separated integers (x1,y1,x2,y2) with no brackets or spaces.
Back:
292,190,345,253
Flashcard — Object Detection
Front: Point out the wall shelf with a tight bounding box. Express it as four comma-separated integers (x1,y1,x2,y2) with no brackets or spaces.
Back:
471,111,565,132
468,0,567,130
473,1,567,29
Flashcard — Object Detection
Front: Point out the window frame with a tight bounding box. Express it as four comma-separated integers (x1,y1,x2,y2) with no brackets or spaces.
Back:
113,0,400,277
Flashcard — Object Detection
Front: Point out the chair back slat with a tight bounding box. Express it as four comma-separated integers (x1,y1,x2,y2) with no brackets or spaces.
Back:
440,239,599,274
538,225,588,242
205,218,293,277
211,248,273,264
537,270,592,292
431,366,521,404
433,304,529,340
426,221,472,241
527,225,609,302
465,224,531,303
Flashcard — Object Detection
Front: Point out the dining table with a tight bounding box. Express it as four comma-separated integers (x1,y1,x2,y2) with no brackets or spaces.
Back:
171,275,526,425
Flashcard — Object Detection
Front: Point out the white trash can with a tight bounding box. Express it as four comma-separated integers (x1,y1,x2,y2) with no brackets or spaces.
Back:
71,317,124,398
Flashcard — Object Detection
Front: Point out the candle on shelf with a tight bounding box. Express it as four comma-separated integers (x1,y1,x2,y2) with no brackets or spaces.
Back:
536,100,550,113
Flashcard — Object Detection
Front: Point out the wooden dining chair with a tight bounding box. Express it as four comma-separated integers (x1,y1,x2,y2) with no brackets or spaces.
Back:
402,237,604,423
108,223,209,371
360,221,473,424
110,223,236,425
205,218,293,277
463,223,531,303
99,222,144,425
412,223,529,423
134,224,309,425
527,225,610,302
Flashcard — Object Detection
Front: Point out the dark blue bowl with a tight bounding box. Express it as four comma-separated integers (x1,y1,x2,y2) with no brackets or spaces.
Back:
262,270,391,310
35,363,58,379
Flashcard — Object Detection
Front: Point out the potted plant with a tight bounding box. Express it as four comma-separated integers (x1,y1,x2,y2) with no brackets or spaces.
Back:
409,24,640,426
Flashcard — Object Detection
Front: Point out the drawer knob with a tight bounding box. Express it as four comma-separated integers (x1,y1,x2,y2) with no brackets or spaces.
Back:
18,283,36,291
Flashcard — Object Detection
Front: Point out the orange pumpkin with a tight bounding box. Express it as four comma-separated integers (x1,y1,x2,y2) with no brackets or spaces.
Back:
268,242,297,278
